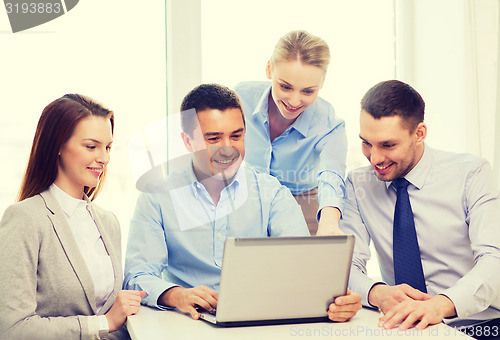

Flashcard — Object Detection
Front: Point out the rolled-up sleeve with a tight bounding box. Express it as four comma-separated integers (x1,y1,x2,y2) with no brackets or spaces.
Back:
316,115,347,218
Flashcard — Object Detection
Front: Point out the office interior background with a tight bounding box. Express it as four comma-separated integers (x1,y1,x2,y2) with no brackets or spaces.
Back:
1,0,499,278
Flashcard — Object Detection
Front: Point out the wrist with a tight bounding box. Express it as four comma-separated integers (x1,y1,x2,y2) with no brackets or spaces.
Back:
159,286,182,308
319,207,341,223
368,283,386,308
435,294,457,318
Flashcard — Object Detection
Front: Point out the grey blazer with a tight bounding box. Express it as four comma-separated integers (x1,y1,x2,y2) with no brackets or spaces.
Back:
0,190,127,339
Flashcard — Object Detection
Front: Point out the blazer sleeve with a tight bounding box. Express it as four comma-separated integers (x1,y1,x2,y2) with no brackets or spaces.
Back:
0,203,103,339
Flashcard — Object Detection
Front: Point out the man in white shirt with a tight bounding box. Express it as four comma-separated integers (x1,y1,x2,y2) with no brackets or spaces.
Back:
342,80,500,339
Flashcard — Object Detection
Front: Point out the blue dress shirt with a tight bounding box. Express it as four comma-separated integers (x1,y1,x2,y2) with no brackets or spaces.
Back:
234,81,347,218
123,161,309,309
341,145,500,326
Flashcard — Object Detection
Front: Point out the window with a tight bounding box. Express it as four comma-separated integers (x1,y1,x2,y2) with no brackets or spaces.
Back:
200,0,396,171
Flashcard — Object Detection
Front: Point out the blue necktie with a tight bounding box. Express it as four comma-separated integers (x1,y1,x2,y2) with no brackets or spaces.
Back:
393,178,427,293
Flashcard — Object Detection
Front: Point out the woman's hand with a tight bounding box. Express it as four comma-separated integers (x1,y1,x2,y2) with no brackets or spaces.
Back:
105,290,146,332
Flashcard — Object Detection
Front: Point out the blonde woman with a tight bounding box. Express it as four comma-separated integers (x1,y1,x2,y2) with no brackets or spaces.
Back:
235,30,346,236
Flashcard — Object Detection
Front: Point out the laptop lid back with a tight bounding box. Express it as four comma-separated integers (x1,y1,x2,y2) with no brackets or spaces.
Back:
215,235,354,323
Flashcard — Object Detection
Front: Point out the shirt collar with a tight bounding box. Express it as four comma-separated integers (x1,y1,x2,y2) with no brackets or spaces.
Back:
386,143,432,190
49,183,90,216
188,161,243,201
252,85,271,123
252,84,312,138
291,107,312,137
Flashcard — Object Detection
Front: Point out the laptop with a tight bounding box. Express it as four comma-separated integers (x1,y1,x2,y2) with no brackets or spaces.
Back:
199,235,355,327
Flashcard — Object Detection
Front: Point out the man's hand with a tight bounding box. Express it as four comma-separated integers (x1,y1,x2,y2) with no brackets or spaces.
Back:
327,289,362,322
316,207,343,236
159,286,218,320
368,284,431,314
378,294,456,330
105,290,146,332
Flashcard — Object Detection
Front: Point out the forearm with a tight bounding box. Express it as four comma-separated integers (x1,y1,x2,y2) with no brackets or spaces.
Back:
158,286,183,308
434,295,457,319
124,273,177,309
368,283,390,308
451,160,500,317
125,194,174,308
441,256,500,318
317,171,346,217
268,185,309,236
6,315,96,340
349,264,383,307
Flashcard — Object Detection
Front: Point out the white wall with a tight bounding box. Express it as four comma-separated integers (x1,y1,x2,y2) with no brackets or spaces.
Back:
399,0,467,153
398,0,499,169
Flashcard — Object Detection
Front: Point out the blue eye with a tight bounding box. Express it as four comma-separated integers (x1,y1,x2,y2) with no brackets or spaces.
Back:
280,84,292,91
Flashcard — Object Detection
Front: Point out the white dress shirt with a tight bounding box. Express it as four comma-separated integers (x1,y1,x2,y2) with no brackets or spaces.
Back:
50,184,114,312
341,145,500,326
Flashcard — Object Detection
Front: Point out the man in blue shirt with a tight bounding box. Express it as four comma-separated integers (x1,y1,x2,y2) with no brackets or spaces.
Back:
342,80,500,339
124,84,362,322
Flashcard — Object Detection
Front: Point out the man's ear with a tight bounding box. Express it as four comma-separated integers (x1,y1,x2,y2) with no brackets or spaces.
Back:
266,60,272,80
415,122,427,144
181,131,193,152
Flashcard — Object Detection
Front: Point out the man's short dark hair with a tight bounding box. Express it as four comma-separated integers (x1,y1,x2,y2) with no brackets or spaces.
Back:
361,80,425,131
180,83,244,136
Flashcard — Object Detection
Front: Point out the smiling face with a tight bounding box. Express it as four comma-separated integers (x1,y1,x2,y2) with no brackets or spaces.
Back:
55,116,113,199
266,60,325,121
182,107,245,182
359,110,426,182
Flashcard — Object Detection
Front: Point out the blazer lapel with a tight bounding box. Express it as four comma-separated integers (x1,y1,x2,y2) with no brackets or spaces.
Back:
40,191,97,314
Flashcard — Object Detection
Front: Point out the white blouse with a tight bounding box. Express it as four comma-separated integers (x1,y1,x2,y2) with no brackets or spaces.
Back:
50,184,114,312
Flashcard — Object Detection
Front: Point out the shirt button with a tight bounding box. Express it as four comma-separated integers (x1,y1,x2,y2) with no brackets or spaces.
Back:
218,233,222,238
210,205,215,211
196,183,201,188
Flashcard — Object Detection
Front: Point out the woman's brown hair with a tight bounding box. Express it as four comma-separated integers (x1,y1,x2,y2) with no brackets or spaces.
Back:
17,94,114,202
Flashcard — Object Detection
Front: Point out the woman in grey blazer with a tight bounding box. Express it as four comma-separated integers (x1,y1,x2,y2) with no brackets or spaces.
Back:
0,94,144,339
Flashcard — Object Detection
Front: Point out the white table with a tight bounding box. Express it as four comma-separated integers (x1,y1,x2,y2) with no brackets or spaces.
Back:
127,306,473,339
